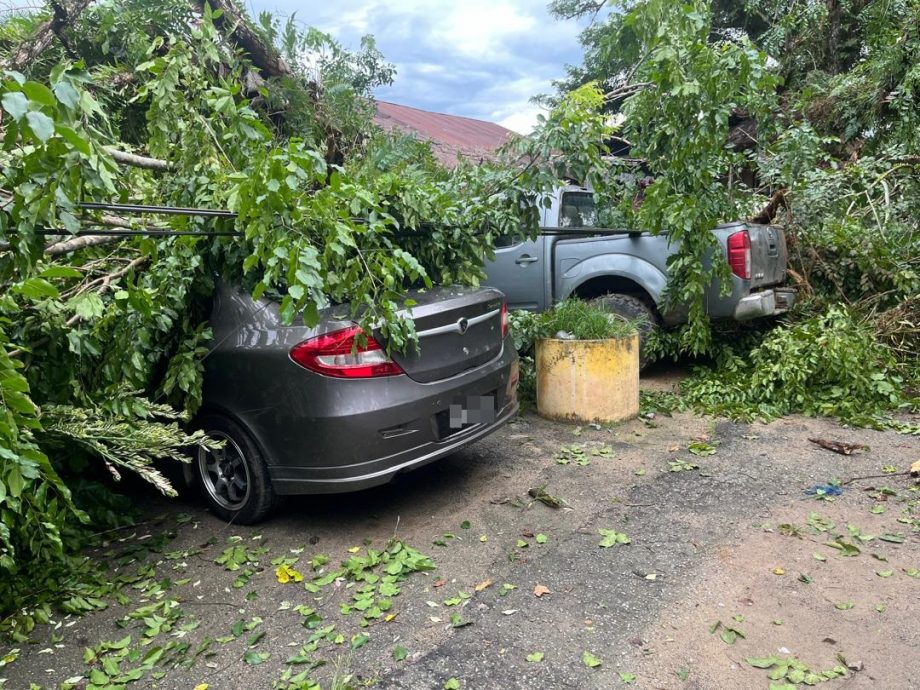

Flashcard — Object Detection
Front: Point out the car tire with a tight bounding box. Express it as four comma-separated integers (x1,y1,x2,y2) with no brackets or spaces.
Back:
194,414,276,524
591,293,658,370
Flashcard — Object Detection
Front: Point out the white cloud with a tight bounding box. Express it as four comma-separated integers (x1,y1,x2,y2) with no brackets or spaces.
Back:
250,0,590,129
498,107,544,135
432,1,538,60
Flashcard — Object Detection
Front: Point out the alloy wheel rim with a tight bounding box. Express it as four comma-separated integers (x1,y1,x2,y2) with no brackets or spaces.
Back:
198,431,251,511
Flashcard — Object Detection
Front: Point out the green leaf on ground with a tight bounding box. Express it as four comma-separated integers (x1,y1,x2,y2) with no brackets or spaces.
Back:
878,533,904,543
393,645,408,662
526,652,544,663
450,612,472,628
747,656,781,668
243,650,269,665
807,513,834,532
598,529,630,548
688,441,717,456
825,539,860,556
582,651,602,668
619,671,637,683
720,626,745,645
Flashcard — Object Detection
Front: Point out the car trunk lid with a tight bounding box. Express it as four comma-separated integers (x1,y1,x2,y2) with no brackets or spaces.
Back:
386,287,505,383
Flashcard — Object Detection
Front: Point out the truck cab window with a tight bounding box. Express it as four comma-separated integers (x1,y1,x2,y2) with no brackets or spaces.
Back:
558,192,598,228
494,234,524,248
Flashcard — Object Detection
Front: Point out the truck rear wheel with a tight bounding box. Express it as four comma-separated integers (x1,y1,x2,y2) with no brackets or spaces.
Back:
591,293,658,370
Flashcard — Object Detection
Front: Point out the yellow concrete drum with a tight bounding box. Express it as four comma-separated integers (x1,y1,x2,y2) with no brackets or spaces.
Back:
535,335,639,424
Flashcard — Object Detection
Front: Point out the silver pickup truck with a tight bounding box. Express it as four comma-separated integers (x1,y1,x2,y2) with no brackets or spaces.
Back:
483,185,795,358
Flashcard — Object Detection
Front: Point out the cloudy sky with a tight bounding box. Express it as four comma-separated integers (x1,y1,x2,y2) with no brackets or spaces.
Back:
245,1,591,133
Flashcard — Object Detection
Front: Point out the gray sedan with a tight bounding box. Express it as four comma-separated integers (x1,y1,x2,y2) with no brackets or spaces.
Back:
194,283,519,523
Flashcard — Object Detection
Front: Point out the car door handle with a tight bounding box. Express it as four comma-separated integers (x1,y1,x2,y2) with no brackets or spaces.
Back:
515,255,539,265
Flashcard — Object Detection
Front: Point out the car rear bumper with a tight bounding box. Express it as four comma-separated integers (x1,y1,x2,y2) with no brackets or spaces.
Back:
249,338,519,495
733,287,797,320
269,395,518,495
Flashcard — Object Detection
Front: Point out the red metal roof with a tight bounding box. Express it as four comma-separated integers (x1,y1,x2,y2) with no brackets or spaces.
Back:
374,100,517,167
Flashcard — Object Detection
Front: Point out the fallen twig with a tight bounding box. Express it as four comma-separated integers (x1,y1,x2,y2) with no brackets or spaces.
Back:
841,471,909,486
808,438,870,455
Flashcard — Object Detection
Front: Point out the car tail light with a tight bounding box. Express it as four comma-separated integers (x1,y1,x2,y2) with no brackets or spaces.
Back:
727,229,751,280
501,300,509,338
289,326,405,378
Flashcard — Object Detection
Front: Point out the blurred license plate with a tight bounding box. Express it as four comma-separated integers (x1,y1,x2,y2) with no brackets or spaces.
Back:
436,394,496,439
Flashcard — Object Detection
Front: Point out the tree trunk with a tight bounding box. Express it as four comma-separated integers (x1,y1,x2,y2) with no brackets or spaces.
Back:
6,0,93,72
190,0,292,79
750,189,787,225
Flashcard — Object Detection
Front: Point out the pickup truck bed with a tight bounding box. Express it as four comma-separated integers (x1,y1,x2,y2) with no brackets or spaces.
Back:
483,185,795,331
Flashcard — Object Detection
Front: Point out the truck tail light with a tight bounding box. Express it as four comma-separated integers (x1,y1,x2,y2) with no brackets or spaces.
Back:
290,326,405,378
727,229,751,280
501,300,509,338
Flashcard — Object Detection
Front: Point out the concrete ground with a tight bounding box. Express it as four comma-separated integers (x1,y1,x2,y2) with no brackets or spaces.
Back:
3,379,919,690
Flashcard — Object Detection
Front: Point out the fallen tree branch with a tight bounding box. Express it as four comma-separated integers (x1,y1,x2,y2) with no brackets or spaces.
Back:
9,254,148,359
191,0,292,79
604,81,652,102
45,233,123,256
1,215,142,254
103,147,174,172
5,0,92,72
750,189,788,225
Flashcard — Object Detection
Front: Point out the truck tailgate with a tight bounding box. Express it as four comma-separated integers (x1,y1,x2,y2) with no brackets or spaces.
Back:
747,223,787,288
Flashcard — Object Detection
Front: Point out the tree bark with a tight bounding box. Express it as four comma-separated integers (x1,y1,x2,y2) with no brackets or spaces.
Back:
191,0,292,79
45,234,122,256
750,189,788,224
6,0,93,72
104,147,174,172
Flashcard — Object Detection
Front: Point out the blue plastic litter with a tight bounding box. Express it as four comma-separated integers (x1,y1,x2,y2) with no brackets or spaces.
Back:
805,484,843,496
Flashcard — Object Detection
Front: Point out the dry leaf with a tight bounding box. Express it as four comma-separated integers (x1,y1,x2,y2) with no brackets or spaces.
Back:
667,445,680,453
772,567,785,575
474,579,494,592
533,584,552,597
910,459,920,477
433,578,447,588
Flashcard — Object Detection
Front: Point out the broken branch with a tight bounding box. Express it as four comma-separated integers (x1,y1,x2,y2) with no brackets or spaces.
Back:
191,0,292,79
104,147,174,172
5,0,92,72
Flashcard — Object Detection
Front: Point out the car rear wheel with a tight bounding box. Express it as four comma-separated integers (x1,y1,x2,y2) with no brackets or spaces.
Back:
591,293,658,370
195,414,276,524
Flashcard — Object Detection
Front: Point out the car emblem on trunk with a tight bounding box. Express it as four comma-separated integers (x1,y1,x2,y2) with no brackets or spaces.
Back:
456,317,469,334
